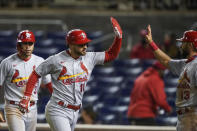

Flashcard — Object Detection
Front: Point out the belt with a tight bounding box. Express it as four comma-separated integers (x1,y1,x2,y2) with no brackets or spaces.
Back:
9,101,35,107
58,101,81,111
176,106,195,115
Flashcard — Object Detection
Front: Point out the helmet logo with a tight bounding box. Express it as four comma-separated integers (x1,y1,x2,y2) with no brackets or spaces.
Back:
26,32,31,39
80,32,86,39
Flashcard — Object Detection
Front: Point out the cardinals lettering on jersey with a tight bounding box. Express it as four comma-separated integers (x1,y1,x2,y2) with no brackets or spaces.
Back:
11,70,27,87
177,70,191,101
58,62,88,85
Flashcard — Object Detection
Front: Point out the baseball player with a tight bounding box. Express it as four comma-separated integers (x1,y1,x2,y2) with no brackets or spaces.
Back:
0,30,52,131
145,25,197,131
18,17,122,131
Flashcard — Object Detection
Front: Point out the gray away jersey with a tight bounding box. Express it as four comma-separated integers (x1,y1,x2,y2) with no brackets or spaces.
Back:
0,53,51,102
169,58,197,107
35,51,105,105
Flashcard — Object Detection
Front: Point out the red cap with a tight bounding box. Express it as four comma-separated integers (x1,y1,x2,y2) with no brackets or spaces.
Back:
176,30,197,43
17,30,35,43
66,29,91,45
153,61,166,70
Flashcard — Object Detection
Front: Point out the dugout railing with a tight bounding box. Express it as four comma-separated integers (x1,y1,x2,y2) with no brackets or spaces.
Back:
0,123,176,131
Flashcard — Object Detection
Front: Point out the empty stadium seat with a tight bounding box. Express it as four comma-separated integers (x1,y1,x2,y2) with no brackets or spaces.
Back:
115,67,143,80
92,66,115,77
82,95,99,106
96,76,123,87
164,77,179,87
0,30,15,39
34,30,45,40
47,31,65,40
36,39,54,47
113,59,141,68
165,87,176,100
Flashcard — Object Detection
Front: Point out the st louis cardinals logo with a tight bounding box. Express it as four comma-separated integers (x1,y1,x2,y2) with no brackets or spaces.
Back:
11,65,36,87
58,62,88,85
11,70,28,87
80,32,86,40
178,70,190,89
20,32,31,40
177,70,191,101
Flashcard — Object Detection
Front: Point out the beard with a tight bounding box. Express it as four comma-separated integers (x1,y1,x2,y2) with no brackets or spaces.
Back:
73,48,86,56
180,48,189,58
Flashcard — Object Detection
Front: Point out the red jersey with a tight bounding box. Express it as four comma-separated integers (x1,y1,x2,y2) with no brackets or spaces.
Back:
127,67,171,118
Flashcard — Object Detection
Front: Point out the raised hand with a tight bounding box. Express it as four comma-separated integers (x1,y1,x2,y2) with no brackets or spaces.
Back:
19,96,30,113
145,25,153,44
110,17,122,39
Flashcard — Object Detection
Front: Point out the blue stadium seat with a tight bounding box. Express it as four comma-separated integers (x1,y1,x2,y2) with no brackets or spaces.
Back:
87,31,103,51
34,47,59,59
164,77,179,87
113,59,141,68
115,67,143,79
96,76,123,87
119,87,132,97
102,96,119,106
117,96,130,106
0,30,15,39
54,39,67,50
0,38,16,48
82,95,99,106
87,31,103,40
47,31,65,40
0,47,16,57
156,116,177,126
141,59,155,70
34,30,45,40
36,39,54,48
37,96,50,113
99,114,116,124
165,87,176,100
92,66,115,77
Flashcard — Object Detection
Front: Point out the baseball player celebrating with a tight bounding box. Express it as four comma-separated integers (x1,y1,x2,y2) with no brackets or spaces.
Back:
0,30,52,131
18,17,122,131
146,25,197,131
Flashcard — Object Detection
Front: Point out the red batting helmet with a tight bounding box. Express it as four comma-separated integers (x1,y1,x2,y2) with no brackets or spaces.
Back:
176,30,197,49
17,30,35,43
66,29,91,45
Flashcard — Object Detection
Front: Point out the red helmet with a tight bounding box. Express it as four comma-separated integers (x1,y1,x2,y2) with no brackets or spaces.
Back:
66,29,91,45
17,30,35,43
176,30,197,48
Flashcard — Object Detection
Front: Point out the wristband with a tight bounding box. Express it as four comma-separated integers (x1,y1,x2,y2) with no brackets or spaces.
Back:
149,41,159,51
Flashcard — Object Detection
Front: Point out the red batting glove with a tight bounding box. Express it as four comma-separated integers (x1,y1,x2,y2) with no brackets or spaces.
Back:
19,96,30,113
111,17,122,39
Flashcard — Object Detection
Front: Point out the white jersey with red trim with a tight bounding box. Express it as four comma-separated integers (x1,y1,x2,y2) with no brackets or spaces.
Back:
0,53,51,102
169,58,197,108
35,50,105,105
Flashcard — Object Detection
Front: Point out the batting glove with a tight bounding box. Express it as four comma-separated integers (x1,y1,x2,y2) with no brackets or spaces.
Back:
19,96,30,113
111,17,122,39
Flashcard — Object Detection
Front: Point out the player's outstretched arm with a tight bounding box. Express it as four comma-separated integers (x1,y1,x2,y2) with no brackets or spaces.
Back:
145,25,171,68
104,17,122,63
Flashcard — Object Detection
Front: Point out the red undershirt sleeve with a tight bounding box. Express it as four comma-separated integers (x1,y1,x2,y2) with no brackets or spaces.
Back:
24,70,41,97
104,37,122,63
